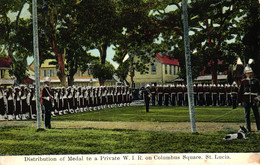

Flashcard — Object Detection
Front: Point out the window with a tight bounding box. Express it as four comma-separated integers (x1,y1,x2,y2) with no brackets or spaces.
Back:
174,66,177,75
42,70,47,77
169,65,172,75
165,64,167,74
49,70,54,77
54,69,57,76
151,64,156,74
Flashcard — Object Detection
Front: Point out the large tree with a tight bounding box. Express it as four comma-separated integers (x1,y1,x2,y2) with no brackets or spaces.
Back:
0,0,32,83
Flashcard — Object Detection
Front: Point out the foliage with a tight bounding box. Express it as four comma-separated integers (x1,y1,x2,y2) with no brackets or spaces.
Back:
90,60,115,85
234,0,260,78
0,0,31,82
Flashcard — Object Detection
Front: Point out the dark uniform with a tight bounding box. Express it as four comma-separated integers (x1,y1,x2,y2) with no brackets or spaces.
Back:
238,77,260,132
142,86,151,112
157,85,163,106
231,82,238,109
0,88,6,120
170,85,177,106
164,85,170,106
6,88,14,120
40,84,53,129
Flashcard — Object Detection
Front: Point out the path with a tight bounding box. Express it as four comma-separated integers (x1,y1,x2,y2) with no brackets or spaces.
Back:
0,120,256,133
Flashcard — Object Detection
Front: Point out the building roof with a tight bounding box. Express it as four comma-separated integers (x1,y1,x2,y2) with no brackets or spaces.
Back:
156,53,179,66
0,57,11,68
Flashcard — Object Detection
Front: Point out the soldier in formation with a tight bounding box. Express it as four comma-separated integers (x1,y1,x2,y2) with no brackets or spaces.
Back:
0,79,133,121
145,82,241,107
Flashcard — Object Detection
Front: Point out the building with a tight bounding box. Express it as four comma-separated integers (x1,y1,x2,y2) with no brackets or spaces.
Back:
29,59,117,86
0,57,15,86
126,53,180,88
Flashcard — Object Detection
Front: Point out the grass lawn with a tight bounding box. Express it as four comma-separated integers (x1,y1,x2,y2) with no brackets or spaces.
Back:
0,127,259,155
0,106,259,155
52,106,248,122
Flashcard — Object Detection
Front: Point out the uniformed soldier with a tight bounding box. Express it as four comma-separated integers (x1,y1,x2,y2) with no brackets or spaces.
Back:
176,84,184,106
170,84,177,106
13,86,22,120
150,84,156,106
164,85,170,106
193,84,198,106
204,84,211,106
211,84,218,106
231,81,238,109
197,84,204,106
157,85,163,106
0,87,7,120
219,84,226,106
238,65,260,132
225,84,232,106
20,85,30,120
183,84,188,106
29,86,37,119
67,87,73,114
143,85,151,112
6,87,15,120
40,77,53,129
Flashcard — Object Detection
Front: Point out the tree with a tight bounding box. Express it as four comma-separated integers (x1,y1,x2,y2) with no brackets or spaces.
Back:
150,0,243,84
113,0,161,86
90,60,115,86
0,0,31,83
236,0,260,78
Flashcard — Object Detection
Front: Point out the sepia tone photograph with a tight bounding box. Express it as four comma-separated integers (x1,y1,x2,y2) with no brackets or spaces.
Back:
0,0,259,164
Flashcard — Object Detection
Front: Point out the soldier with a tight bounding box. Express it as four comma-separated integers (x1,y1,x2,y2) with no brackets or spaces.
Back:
176,84,184,106
142,85,151,112
51,87,59,117
67,87,73,114
197,84,204,106
29,86,37,119
20,85,30,120
193,84,198,106
40,77,53,129
238,65,260,132
157,85,163,106
211,84,218,106
6,87,15,120
219,84,226,106
150,84,156,106
0,87,7,120
183,84,188,106
204,84,211,106
225,84,232,106
164,85,170,106
129,87,133,106
13,86,21,120
231,81,238,109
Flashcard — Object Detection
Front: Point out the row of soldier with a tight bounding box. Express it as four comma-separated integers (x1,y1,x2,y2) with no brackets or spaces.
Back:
146,83,239,108
0,85,133,121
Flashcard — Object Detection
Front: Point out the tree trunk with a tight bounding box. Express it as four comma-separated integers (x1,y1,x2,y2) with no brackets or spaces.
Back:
68,74,74,86
211,59,218,84
99,43,108,65
52,40,66,86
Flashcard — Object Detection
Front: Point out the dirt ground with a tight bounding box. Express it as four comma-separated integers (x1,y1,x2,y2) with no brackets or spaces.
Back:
1,120,258,133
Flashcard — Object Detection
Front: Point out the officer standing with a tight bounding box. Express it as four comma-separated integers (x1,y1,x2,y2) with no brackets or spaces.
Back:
40,77,53,129
238,64,260,132
143,85,151,112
